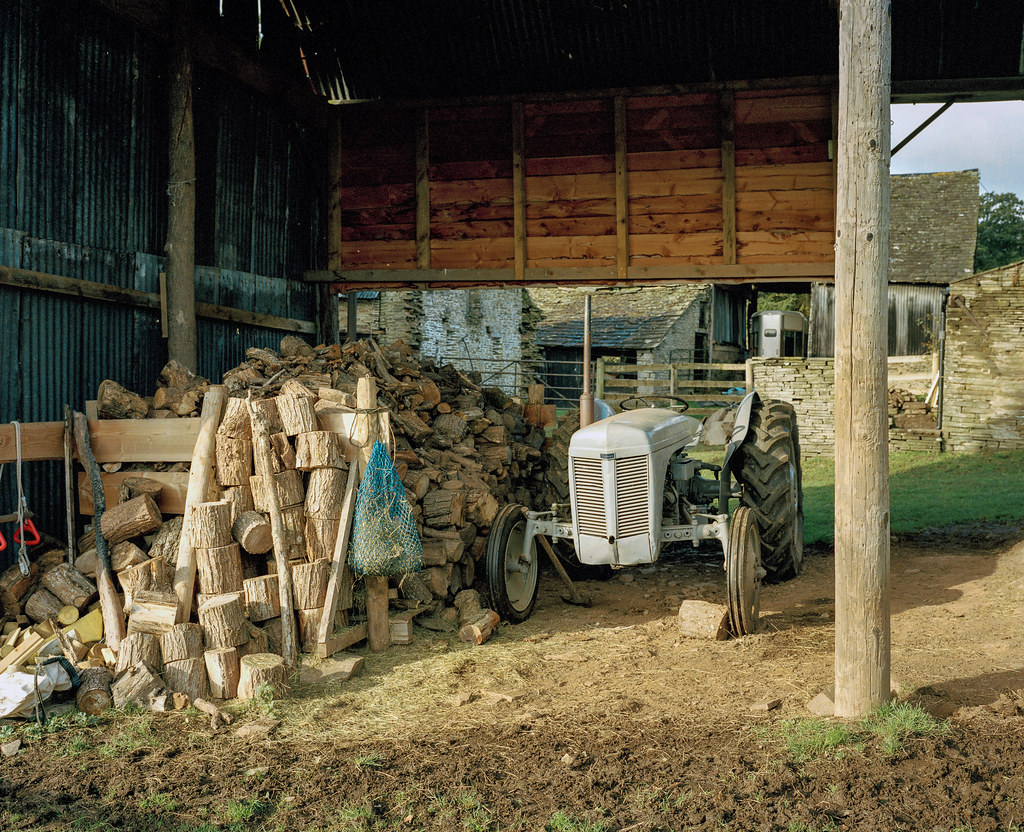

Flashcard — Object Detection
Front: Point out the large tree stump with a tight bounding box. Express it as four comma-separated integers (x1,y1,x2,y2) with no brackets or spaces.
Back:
76,667,113,715
231,510,272,554
250,470,304,512
127,590,179,636
292,559,329,610
100,495,162,545
243,575,281,622
162,657,209,703
304,468,346,519
204,647,240,699
198,593,248,648
188,500,233,548
40,564,96,610
111,662,171,711
24,588,64,623
217,397,252,439
159,622,204,663
277,395,317,436
295,432,345,471
305,517,339,562
196,543,244,595
237,653,290,700
116,631,163,675
215,435,253,487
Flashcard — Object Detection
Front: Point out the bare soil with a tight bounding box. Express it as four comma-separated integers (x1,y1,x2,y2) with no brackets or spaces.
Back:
4,528,1024,831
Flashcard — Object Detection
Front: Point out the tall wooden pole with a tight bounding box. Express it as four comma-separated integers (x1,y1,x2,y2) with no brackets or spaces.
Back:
320,110,343,346
833,0,892,718
166,0,198,371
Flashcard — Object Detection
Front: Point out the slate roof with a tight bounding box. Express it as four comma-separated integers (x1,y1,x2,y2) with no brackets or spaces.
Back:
889,170,979,284
529,284,710,349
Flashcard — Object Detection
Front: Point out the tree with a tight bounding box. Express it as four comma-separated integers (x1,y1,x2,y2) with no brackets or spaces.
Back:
975,192,1024,273
756,291,810,316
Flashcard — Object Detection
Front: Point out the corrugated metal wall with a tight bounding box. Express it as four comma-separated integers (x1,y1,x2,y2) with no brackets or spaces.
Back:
809,282,944,357
0,0,324,568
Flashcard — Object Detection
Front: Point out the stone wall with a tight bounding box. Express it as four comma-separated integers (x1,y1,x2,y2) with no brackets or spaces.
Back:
750,358,835,455
943,262,1024,452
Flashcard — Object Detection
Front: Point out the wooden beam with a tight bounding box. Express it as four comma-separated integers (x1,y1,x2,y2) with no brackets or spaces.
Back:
1,420,198,464
890,77,1024,103
613,96,629,281
833,0,892,718
512,103,526,281
166,0,197,371
720,90,737,266
0,265,314,334
415,110,431,270
78,472,190,515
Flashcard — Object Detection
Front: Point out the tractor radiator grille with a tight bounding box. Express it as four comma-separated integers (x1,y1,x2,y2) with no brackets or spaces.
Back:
572,455,650,539
614,456,650,539
572,458,606,537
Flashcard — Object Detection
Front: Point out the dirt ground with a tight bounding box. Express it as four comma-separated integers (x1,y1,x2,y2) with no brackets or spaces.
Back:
4,527,1024,831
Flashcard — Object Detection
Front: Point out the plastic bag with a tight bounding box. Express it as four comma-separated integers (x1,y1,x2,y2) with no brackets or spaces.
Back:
349,440,423,577
0,663,73,719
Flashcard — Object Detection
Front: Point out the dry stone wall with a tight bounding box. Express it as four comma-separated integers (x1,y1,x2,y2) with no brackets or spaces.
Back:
750,358,835,455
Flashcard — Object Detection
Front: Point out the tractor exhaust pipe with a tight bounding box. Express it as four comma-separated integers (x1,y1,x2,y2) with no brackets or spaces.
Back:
580,294,594,428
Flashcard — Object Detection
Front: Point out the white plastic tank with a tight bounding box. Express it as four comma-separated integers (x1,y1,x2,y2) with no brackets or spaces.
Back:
750,310,807,358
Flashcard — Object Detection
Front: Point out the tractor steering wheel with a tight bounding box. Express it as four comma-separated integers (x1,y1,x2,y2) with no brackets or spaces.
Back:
619,395,690,412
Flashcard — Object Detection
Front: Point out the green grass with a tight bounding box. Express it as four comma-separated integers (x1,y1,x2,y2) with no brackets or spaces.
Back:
800,449,1024,544
862,700,950,755
546,812,608,832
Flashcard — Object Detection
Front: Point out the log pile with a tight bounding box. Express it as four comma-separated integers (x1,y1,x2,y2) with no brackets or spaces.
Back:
888,387,936,430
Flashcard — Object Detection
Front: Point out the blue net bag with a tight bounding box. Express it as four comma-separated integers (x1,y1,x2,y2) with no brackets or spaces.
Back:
349,440,423,577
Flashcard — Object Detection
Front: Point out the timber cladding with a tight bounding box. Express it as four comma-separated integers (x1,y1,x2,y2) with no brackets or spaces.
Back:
335,85,835,272
943,262,1024,452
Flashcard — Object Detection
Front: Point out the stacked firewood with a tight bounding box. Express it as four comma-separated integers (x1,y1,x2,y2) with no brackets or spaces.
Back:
888,386,936,430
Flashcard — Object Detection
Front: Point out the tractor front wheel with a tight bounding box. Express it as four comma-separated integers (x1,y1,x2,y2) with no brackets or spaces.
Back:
485,504,540,623
734,398,804,582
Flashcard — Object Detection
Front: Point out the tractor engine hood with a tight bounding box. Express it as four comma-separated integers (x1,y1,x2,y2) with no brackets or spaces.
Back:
569,408,704,458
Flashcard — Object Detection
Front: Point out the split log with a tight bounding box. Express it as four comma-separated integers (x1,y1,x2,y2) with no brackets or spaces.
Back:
111,662,171,711
295,432,345,470
162,657,209,702
215,435,253,487
292,560,329,610
24,588,64,624
453,589,484,626
397,572,433,604
100,494,162,545
277,394,317,436
117,557,171,612
97,379,148,419
204,647,240,699
459,610,500,645
232,511,272,554
159,622,204,663
421,537,463,566
147,517,183,566
193,696,233,729
676,600,730,641
242,575,281,622
238,622,269,657
117,477,164,504
263,617,285,656
391,409,433,444
270,432,297,471
196,543,244,595
250,470,305,511
197,593,249,649
248,398,283,433
76,667,113,715
40,564,96,610
127,590,179,636
0,561,39,602
304,468,347,519
317,460,359,651
422,490,465,528
221,486,255,524
237,653,290,700
217,397,252,439
296,608,322,652
188,500,233,548
110,541,149,572
116,631,162,675
279,506,307,561
305,517,339,562
58,605,79,626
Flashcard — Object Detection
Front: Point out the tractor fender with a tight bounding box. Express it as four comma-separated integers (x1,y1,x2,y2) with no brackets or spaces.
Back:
722,390,760,476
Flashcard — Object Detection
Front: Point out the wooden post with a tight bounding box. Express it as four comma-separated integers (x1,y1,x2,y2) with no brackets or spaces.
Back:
345,292,358,342
512,103,526,281
595,356,606,400
613,96,629,281
720,89,737,266
172,385,227,623
165,0,197,371
833,0,892,718
415,109,431,270
249,398,299,668
356,376,389,652
320,111,342,346
669,365,678,399
744,358,754,393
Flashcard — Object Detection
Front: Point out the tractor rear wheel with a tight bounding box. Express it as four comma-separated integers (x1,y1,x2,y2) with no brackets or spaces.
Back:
735,398,804,582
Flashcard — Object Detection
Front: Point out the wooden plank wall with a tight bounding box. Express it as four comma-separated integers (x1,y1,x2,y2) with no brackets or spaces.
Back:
334,86,835,272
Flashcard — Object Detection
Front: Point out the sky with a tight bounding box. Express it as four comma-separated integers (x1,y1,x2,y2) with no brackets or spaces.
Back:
890,101,1024,200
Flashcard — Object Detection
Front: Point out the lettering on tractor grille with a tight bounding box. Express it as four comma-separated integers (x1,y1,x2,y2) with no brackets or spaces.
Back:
572,457,606,536
614,455,650,538
572,455,650,539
